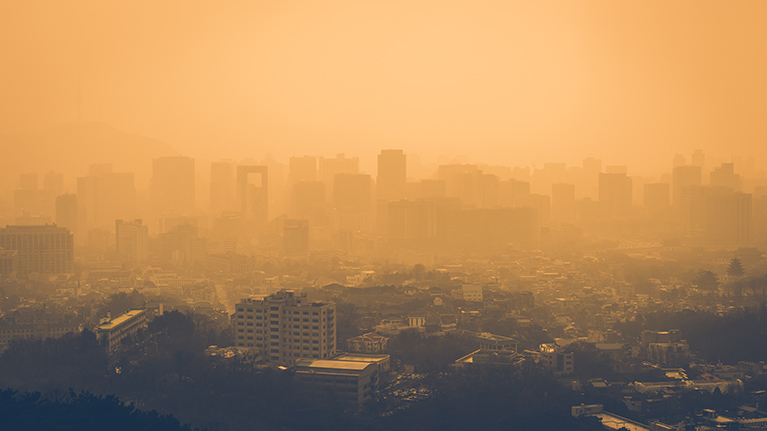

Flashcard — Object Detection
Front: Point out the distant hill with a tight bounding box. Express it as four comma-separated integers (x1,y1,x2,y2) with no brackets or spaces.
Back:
0,122,179,190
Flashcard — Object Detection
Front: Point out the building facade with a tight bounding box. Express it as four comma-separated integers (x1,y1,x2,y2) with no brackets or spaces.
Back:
293,358,379,407
346,332,388,353
0,224,73,276
234,290,336,366
95,309,148,354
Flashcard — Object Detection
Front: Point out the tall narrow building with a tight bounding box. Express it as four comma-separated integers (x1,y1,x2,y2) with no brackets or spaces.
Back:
210,161,236,215
377,150,406,201
115,219,149,264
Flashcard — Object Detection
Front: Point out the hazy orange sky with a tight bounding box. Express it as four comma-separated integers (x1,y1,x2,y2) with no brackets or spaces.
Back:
2,1,766,172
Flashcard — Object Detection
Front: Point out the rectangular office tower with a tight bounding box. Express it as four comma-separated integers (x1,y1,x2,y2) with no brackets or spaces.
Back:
0,224,73,276
115,219,149,264
377,150,407,201
234,290,336,366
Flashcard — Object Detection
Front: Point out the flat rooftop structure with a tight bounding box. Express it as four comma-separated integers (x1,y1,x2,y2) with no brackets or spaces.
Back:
97,309,145,330
295,359,371,371
593,412,650,431
334,353,389,362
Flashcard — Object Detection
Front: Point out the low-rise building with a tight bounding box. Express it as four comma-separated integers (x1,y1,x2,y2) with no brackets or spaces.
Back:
540,343,574,374
0,311,82,350
333,352,391,373
293,358,380,407
346,332,388,353
459,283,483,302
96,309,147,353
454,349,524,369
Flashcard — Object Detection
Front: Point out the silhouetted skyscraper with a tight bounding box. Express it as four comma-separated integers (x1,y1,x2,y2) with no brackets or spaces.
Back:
710,163,742,192
289,156,318,184
55,194,78,237
210,161,236,214
115,219,149,264
551,183,576,223
706,189,752,246
77,164,137,231
377,150,406,201
150,156,195,216
599,172,632,219
237,165,269,231
672,165,702,206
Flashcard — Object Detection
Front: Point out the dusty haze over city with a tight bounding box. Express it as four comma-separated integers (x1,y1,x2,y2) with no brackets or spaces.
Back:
2,2,767,431
2,1,767,175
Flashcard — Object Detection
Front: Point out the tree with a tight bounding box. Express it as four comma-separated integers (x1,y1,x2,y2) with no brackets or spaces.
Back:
728,258,745,277
694,270,719,291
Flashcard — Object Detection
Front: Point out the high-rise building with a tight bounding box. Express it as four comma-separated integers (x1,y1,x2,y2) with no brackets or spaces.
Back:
234,290,336,366
0,248,18,279
679,185,709,234
377,150,406,201
150,156,195,216
672,165,702,206
55,194,78,237
333,174,372,213
210,161,236,214
0,224,73,276
289,156,318,184
77,164,137,231
706,189,752,246
710,163,742,192
551,183,576,223
42,171,64,195
691,149,705,169
284,219,309,255
581,158,602,200
115,219,149,264
599,173,632,219
319,154,359,194
237,165,269,230
290,181,326,220
387,199,437,243
14,173,39,217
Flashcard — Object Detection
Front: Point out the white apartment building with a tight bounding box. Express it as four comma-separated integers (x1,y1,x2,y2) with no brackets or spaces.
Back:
234,290,336,366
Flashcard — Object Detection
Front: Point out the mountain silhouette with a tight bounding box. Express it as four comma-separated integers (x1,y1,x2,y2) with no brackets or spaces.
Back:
0,122,178,190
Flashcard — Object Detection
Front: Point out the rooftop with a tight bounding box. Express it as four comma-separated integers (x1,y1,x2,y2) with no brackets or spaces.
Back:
97,309,145,331
295,359,372,371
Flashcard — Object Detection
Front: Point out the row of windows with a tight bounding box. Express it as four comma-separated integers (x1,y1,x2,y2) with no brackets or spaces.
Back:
236,307,331,317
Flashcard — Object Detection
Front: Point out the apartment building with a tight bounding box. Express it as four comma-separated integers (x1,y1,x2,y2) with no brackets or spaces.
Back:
234,290,336,366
